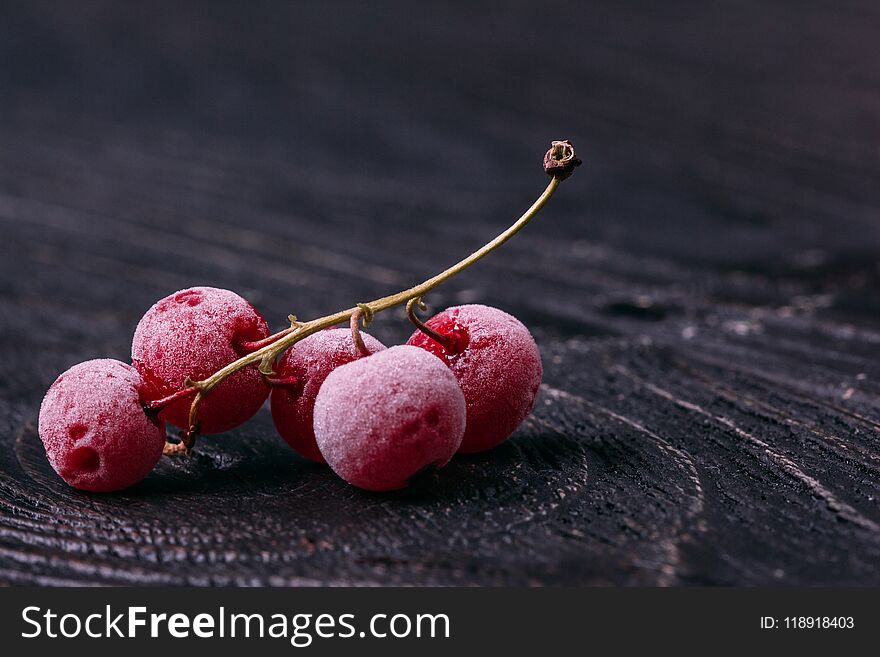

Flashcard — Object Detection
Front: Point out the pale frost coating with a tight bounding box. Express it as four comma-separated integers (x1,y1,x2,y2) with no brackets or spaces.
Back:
407,304,542,453
38,359,166,492
313,345,466,491
271,328,386,462
131,286,270,434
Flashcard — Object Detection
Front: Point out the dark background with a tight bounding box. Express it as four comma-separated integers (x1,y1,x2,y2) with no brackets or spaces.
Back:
1,0,879,585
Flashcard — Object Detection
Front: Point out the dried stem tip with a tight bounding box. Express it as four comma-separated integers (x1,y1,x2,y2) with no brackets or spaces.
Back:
543,140,581,180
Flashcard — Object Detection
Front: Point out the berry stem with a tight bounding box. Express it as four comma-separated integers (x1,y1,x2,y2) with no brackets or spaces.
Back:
238,315,302,353
262,373,299,387
176,141,578,450
143,386,199,413
350,308,372,357
406,297,457,352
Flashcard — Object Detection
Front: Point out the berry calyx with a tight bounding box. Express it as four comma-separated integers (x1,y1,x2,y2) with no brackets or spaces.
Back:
38,359,166,492
270,327,386,462
313,345,466,491
407,304,542,453
132,286,270,435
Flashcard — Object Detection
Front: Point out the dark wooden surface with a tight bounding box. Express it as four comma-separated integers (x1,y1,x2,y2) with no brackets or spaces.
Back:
1,0,880,586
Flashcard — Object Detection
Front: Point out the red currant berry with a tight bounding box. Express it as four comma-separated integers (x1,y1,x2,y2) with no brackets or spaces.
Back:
38,359,166,492
313,345,466,492
132,286,270,434
270,328,386,462
407,304,542,453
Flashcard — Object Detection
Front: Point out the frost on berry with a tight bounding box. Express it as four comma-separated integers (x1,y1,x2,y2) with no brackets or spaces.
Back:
132,286,270,434
313,345,466,492
38,359,166,492
271,328,386,462
407,304,542,453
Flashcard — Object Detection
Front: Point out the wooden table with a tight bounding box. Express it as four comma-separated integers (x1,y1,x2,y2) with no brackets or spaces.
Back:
1,0,878,585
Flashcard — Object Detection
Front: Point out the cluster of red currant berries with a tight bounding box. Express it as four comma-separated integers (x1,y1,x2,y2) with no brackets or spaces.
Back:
37,141,579,493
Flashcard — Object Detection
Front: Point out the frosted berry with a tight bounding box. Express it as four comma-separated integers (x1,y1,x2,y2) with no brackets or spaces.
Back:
313,345,466,491
132,286,270,434
271,328,386,462
38,359,166,492
407,304,542,453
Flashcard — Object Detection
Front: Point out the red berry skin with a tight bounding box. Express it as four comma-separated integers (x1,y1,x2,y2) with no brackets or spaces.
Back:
38,359,166,492
313,345,466,492
407,304,542,453
271,328,386,462
131,287,270,434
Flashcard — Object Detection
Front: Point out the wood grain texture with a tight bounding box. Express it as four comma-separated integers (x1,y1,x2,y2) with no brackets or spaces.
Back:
1,0,879,585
